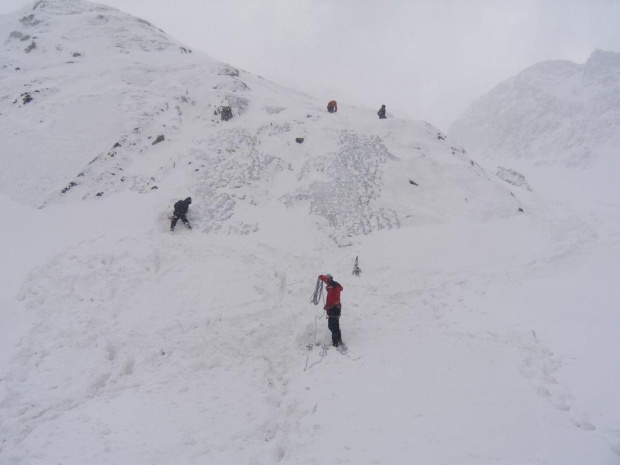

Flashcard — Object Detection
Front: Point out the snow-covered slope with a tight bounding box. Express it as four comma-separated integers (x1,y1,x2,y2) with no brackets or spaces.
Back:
0,0,520,242
1,2,619,465
446,50,620,464
449,50,620,168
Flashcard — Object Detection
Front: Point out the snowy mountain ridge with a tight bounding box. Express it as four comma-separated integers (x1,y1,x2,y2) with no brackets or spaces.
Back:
449,49,620,168
1,0,236,206
1,2,619,464
0,0,523,243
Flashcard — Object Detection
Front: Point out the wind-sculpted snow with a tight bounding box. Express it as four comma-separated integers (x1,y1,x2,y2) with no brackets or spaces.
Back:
287,131,400,241
187,128,288,234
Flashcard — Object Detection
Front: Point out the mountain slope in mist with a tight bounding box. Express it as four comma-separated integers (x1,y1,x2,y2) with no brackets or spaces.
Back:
449,50,620,168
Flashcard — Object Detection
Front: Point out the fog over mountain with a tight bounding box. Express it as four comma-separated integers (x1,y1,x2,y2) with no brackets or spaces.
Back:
450,50,620,168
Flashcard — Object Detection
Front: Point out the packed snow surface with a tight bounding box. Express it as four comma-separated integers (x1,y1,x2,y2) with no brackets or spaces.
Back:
1,1,619,464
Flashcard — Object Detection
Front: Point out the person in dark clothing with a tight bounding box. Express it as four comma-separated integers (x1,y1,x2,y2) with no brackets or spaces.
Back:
318,273,344,347
378,104,387,119
170,197,192,231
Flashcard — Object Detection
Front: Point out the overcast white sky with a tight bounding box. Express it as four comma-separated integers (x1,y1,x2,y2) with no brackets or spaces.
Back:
2,0,620,130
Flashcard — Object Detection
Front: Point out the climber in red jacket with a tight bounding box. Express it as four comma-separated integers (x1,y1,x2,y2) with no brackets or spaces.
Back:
327,100,338,113
319,274,344,347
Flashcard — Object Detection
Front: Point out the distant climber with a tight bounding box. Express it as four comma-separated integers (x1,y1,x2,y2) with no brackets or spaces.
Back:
220,106,233,121
327,100,338,113
378,104,387,119
170,197,192,232
318,274,344,347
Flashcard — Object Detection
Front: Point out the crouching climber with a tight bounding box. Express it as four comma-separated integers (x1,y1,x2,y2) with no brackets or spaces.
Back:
170,197,192,232
319,274,344,347
378,104,387,119
327,100,338,113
